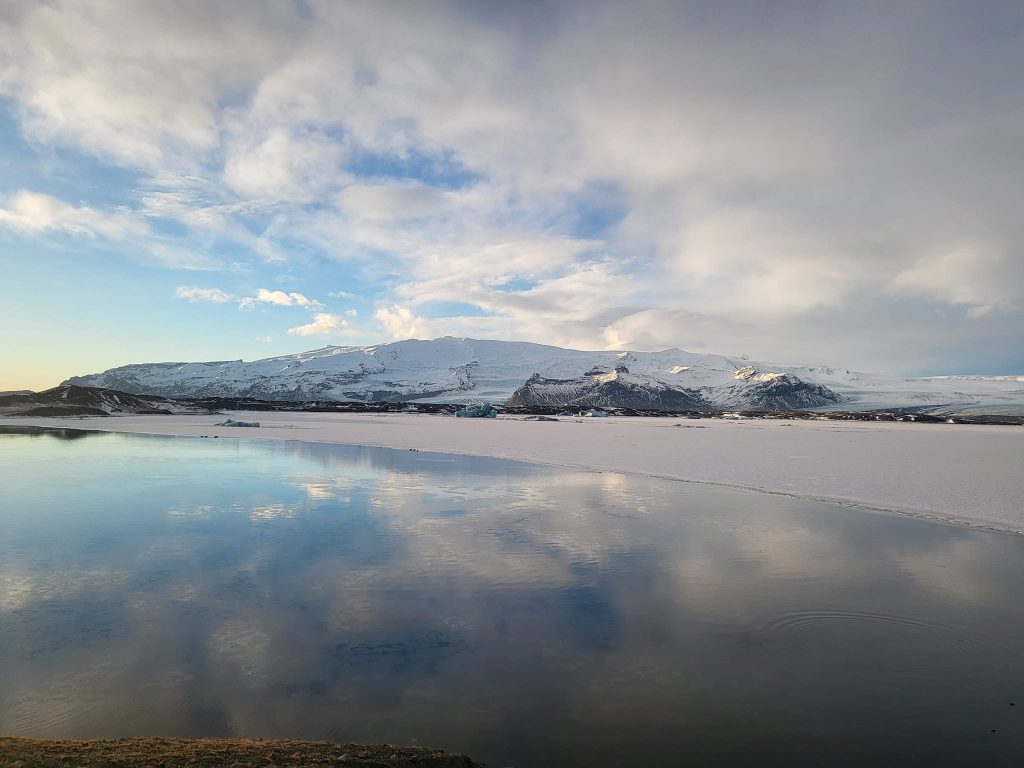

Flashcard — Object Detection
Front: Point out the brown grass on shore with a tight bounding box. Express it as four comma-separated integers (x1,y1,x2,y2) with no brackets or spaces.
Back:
0,737,483,768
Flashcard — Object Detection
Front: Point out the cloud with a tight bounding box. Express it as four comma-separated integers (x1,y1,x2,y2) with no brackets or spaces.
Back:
238,289,322,310
602,309,698,351
0,190,144,238
667,206,857,318
0,1,306,170
889,244,1021,319
287,312,355,337
253,289,316,307
374,305,432,340
0,189,230,270
1,2,1023,373
175,285,234,303
336,183,452,222
176,285,324,311
223,126,346,202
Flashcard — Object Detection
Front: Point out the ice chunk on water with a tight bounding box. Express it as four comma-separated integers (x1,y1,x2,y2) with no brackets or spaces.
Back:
455,403,498,418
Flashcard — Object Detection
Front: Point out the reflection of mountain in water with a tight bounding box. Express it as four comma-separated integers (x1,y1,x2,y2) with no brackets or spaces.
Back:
0,424,94,439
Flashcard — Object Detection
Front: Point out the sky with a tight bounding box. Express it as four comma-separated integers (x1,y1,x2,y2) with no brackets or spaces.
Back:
1,0,1023,391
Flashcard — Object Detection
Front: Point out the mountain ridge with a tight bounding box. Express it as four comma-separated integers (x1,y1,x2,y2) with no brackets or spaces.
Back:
61,336,1024,415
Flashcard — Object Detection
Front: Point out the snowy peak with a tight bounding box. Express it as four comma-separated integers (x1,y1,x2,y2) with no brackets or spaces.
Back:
733,365,790,383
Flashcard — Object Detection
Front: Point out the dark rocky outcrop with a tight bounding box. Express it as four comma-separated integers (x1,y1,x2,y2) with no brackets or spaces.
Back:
0,385,205,416
507,371,706,410
717,373,844,411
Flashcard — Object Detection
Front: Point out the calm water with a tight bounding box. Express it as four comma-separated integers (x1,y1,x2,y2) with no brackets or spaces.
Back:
1,427,1023,766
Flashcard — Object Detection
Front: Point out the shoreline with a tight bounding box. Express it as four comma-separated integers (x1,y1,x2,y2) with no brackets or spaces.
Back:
4,411,1023,535
0,737,480,767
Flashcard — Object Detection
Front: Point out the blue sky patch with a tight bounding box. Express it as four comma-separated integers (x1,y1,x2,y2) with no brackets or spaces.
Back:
492,277,539,293
346,144,482,190
0,102,143,208
566,179,630,239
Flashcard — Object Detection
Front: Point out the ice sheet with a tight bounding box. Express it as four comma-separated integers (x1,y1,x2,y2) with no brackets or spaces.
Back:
4,412,1022,533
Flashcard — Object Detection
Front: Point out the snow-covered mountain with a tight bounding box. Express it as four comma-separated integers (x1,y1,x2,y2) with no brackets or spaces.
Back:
63,337,1024,414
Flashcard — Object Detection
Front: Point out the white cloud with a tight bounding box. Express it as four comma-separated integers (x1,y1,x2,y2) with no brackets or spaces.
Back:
287,312,355,337
374,305,432,340
254,288,315,307
177,285,324,311
1,3,1022,371
600,308,723,352
1,1,305,170
223,126,346,202
0,190,144,239
890,244,1020,318
673,207,855,317
0,189,229,270
336,184,451,222
239,289,321,310
175,285,234,303
138,180,286,264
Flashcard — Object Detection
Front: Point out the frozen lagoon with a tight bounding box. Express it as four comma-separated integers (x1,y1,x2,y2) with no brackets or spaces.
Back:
2,427,1024,766
5,411,1023,533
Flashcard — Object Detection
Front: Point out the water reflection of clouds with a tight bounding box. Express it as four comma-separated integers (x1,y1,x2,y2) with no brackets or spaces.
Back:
291,480,341,501
168,504,221,519
208,618,272,681
888,534,1016,603
0,568,131,612
352,466,651,588
249,503,301,521
2,432,1024,764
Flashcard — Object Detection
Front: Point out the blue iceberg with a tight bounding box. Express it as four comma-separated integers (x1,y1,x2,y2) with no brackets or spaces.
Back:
455,403,498,418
